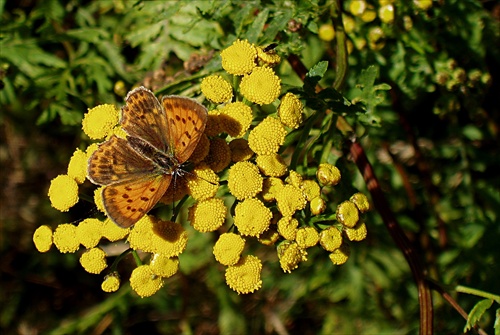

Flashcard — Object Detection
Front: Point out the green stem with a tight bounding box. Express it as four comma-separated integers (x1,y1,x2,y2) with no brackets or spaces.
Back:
456,285,500,302
331,0,348,91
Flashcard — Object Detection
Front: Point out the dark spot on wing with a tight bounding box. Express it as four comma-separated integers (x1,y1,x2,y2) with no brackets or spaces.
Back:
140,196,149,201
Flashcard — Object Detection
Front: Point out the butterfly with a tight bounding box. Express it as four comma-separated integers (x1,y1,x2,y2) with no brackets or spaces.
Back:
87,86,208,228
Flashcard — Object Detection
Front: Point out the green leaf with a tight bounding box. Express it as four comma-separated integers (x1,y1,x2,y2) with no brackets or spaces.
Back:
244,8,269,44
464,299,494,332
303,61,328,94
261,8,293,43
233,3,254,37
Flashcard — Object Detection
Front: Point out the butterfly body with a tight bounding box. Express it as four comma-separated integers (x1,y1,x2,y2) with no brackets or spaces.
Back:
88,87,207,228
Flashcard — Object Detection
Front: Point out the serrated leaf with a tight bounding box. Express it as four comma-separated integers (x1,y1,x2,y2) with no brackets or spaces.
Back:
233,3,254,37
245,8,269,44
307,61,329,78
66,28,109,44
262,8,293,43
464,299,494,332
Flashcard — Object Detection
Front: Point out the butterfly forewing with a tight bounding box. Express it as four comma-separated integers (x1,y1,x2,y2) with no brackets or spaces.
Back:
162,96,208,163
121,87,169,152
102,174,172,228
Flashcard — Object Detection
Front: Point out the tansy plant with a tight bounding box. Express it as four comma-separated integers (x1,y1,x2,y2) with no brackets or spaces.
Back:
34,39,370,297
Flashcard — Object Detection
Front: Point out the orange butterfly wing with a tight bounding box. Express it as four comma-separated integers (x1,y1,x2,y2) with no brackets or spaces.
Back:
162,96,208,163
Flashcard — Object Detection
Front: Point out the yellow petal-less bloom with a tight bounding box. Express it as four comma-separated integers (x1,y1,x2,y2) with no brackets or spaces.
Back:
205,110,224,137
316,163,341,186
201,75,233,104
53,223,79,253
188,198,227,233
85,142,99,160
82,104,119,140
204,137,231,173
310,196,326,216
296,227,320,249
220,39,257,76
275,184,307,217
257,226,279,246
277,240,307,273
278,93,303,129
261,177,284,202
151,219,189,257
67,148,87,184
240,66,281,105
225,255,262,294
77,218,103,249
277,216,299,240
220,102,253,138
102,218,129,242
107,125,127,140
33,225,53,252
80,247,107,274
301,180,321,201
229,138,254,162
345,221,368,241
150,254,179,278
350,192,370,213
248,116,287,155
336,201,360,228
93,186,105,213
329,244,350,265
255,154,287,177
186,164,219,201
48,174,79,212
233,198,272,237
189,134,210,164
379,4,395,24
127,216,154,251
319,226,343,252
256,46,281,66
414,0,433,11
102,272,120,293
286,170,303,188
318,23,335,42
228,161,263,200
130,265,164,298
213,233,246,266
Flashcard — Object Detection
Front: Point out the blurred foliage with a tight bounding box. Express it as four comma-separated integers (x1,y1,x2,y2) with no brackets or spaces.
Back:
1,0,499,334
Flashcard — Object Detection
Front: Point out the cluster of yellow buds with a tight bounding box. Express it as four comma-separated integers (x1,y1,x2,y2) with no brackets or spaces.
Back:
34,38,369,297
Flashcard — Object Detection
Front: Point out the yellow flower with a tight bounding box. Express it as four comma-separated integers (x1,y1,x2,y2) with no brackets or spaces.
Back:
33,225,53,253
204,137,231,173
310,196,326,216
229,138,254,162
240,66,281,105
150,254,179,278
102,272,120,293
204,110,224,136
77,218,103,249
256,45,281,66
345,221,368,241
318,23,335,42
228,161,263,200
277,240,307,273
220,102,253,138
275,184,306,217
107,125,127,139
278,93,303,129
329,244,350,265
248,116,287,155
257,226,279,246
186,164,219,201
319,226,343,252
225,255,262,294
301,180,321,201
360,5,376,22
161,177,189,204
255,154,287,177
379,4,395,24
80,247,107,274
316,163,341,186
296,227,319,249
413,0,433,11
85,142,99,159
102,218,129,242
220,39,257,76
189,134,210,164
82,104,119,140
336,201,360,228
93,186,105,213
350,192,370,213
277,216,299,240
53,223,79,253
130,265,164,298
261,177,284,202
286,170,303,188
233,198,272,237
188,198,227,233
201,75,233,103
67,148,87,184
213,233,245,266
48,174,79,212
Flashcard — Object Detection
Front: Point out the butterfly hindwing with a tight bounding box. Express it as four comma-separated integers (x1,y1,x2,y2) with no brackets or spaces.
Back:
121,87,169,152
102,174,172,228
162,96,208,163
